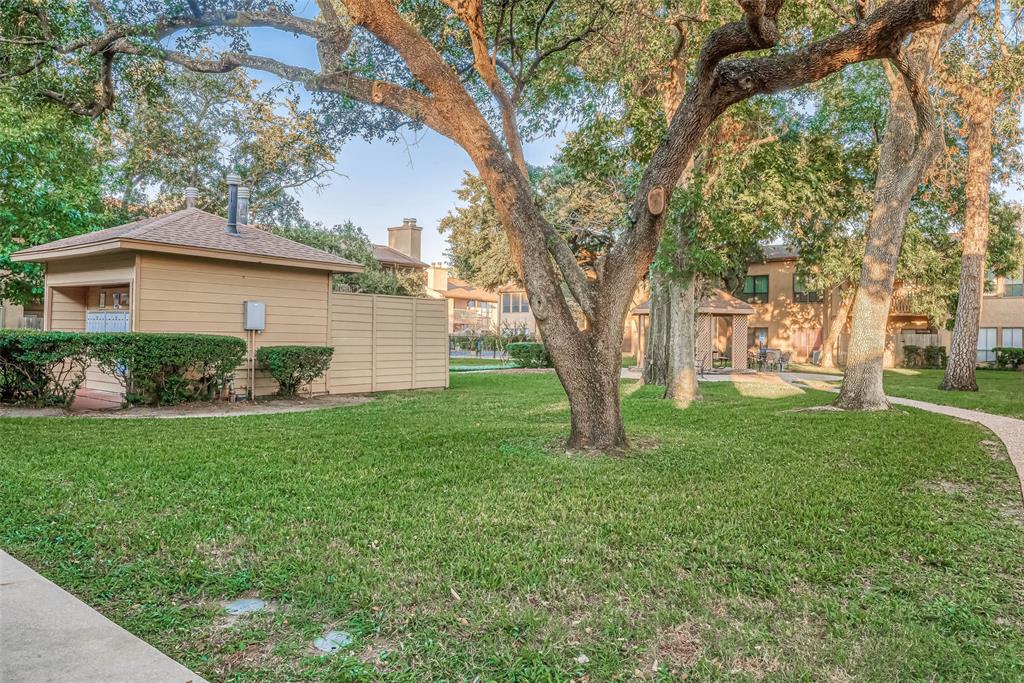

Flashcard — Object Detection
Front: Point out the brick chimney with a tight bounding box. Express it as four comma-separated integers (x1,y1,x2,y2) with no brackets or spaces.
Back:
426,262,448,293
388,217,422,261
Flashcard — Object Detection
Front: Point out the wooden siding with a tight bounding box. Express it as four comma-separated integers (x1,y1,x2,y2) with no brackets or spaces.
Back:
46,253,135,287
136,253,331,396
329,294,448,394
49,286,87,332
42,251,447,400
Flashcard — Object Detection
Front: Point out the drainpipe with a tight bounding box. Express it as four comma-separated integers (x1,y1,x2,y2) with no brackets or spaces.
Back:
237,186,250,226
226,173,241,235
184,186,199,209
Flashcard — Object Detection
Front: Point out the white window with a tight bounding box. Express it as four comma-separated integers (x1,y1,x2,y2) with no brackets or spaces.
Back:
1005,272,1023,298
1003,328,1023,349
977,327,997,363
502,292,529,314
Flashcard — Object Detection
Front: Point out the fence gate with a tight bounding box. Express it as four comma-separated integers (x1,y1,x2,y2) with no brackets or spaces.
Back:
328,293,448,394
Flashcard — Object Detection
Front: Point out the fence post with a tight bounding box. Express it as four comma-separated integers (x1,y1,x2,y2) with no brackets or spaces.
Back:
370,295,377,392
411,298,418,390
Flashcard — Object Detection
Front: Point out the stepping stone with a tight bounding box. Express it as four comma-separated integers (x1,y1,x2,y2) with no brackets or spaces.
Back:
313,630,353,653
224,598,266,616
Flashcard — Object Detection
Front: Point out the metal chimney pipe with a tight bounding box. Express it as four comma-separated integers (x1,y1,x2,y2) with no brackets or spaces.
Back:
184,187,199,209
226,173,241,235
237,186,250,226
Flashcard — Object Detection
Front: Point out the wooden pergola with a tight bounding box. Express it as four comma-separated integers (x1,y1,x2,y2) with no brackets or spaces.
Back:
631,289,755,372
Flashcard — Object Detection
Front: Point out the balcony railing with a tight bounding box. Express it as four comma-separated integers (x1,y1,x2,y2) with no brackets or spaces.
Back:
0,311,43,329
452,309,495,328
890,290,925,315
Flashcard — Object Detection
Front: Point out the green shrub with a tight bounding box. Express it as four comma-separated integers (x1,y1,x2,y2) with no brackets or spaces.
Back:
506,342,550,368
994,347,1024,370
902,345,921,368
923,345,947,369
256,345,334,396
902,344,946,369
91,333,246,405
0,330,91,407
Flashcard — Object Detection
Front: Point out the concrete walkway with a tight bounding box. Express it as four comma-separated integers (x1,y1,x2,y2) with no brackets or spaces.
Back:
0,550,207,683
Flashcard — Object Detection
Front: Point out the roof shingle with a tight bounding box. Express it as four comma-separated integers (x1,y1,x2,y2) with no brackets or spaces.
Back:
13,208,362,271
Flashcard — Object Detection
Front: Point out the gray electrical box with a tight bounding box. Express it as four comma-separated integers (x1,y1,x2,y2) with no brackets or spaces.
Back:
243,301,266,331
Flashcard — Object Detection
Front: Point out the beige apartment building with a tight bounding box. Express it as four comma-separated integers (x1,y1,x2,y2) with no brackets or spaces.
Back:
0,299,44,329
425,264,498,334
630,245,1024,369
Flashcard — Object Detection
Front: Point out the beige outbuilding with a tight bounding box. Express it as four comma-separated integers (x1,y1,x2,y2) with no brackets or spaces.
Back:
11,206,448,399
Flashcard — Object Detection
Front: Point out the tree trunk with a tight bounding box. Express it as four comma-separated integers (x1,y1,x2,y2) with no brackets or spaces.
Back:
940,94,997,392
834,27,947,411
643,272,672,385
664,273,702,403
555,330,628,451
819,287,853,369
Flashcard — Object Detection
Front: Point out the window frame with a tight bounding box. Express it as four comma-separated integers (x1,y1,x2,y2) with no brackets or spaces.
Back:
1004,271,1023,298
747,327,769,348
793,275,820,304
977,327,998,363
741,275,769,304
1002,327,1023,349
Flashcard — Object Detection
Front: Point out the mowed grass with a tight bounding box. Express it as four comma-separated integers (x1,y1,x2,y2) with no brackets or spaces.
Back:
2,372,1024,681
883,368,1024,419
448,356,511,367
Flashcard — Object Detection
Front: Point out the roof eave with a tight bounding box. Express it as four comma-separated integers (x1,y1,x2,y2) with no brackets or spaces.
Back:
11,238,364,274
10,240,126,262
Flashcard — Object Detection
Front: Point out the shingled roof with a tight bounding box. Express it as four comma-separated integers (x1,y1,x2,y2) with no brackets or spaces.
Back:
11,208,364,273
632,289,755,316
372,244,429,269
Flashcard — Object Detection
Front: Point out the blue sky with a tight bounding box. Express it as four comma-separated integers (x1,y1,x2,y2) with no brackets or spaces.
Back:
235,23,561,264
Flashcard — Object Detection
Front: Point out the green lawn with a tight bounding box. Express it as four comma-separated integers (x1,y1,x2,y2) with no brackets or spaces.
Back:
448,356,510,366
2,373,1024,680
882,368,1024,419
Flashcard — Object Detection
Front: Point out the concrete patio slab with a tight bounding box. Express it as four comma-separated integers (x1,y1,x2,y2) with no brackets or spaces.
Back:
0,550,207,683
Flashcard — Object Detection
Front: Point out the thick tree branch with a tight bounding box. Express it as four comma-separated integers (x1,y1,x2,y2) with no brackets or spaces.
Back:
40,50,116,116
603,0,970,303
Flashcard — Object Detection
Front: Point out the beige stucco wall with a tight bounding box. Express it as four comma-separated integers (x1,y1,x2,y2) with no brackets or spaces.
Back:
0,300,44,329
981,275,1024,349
745,260,830,361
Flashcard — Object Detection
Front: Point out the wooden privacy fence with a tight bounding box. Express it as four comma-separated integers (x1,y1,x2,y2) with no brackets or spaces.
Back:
328,293,449,394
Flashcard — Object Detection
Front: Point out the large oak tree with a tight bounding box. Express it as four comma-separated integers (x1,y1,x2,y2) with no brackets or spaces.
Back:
3,0,972,449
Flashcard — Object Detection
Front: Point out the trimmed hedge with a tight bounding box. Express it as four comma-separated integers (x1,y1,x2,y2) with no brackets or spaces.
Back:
0,330,91,407
256,345,334,396
994,347,1024,370
1,330,246,407
506,342,550,368
91,333,247,405
902,344,947,369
